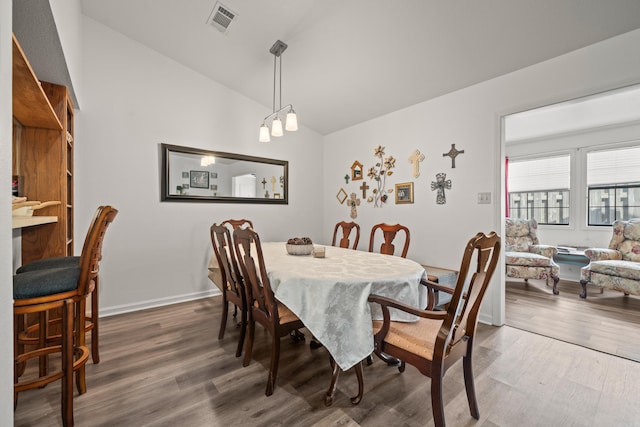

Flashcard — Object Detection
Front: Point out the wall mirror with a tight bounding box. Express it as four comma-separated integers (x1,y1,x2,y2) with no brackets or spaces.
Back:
161,143,288,204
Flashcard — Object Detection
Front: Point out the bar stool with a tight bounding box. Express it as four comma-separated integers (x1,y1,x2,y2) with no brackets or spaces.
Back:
13,206,118,426
16,206,108,363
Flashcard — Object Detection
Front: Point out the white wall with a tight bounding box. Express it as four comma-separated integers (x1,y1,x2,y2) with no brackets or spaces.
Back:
49,0,83,106
324,28,640,325
0,1,14,424
77,16,324,315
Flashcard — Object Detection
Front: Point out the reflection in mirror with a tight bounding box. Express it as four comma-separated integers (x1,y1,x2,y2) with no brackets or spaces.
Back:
161,143,288,204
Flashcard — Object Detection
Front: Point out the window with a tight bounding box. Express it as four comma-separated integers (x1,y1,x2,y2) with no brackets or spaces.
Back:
508,155,570,225
587,145,640,226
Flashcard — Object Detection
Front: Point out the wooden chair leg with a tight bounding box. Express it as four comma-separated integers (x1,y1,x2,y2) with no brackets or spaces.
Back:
14,315,21,409
325,356,340,406
62,299,74,427
463,345,479,419
265,335,280,396
579,280,588,299
431,367,445,427
75,299,87,395
242,319,255,367
235,307,247,358
218,295,229,340
38,310,49,379
552,275,560,295
91,277,100,364
350,361,364,405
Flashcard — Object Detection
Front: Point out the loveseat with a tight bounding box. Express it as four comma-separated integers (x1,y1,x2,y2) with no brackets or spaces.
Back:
580,218,640,299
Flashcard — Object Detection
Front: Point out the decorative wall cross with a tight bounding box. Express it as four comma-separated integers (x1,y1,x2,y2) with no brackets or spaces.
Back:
261,177,267,189
270,176,276,193
348,192,361,219
408,149,425,178
431,173,452,204
360,181,370,199
443,144,465,168
344,174,350,184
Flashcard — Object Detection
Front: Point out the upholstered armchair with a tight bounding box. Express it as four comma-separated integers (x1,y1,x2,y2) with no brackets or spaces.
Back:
580,218,640,299
505,218,560,294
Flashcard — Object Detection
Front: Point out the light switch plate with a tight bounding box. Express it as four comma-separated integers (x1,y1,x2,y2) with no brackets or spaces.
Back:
477,192,491,204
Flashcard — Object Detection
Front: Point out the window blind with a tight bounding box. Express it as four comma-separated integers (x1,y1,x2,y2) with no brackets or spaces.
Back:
509,155,570,192
587,145,640,186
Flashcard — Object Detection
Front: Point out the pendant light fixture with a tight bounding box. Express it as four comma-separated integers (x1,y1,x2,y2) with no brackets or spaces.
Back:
259,40,298,142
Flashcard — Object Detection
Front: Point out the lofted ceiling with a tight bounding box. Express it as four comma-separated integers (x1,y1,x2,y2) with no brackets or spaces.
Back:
74,1,640,135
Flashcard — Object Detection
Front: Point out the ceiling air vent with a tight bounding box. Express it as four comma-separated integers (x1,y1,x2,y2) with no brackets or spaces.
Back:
206,2,238,35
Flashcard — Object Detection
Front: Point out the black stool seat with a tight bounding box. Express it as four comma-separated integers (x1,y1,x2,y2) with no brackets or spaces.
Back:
16,256,80,274
14,267,80,300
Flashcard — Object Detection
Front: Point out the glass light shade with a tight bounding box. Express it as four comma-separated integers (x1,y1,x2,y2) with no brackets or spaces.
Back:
271,117,283,137
285,110,298,131
259,124,271,142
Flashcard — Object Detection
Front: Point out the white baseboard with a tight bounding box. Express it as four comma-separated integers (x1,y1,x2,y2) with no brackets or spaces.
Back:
100,288,221,318
478,312,494,326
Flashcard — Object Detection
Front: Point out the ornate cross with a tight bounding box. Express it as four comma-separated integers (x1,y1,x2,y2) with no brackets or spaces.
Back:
348,192,361,219
431,173,452,204
408,149,425,178
443,144,465,168
270,176,276,193
261,177,267,189
360,181,370,199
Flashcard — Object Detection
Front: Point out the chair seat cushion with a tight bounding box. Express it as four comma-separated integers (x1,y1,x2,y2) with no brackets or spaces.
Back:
252,299,300,324
13,267,80,300
16,256,80,274
588,260,640,281
372,317,444,361
276,301,300,324
505,251,552,267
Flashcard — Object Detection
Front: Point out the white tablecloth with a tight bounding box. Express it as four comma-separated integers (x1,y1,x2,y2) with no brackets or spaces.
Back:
261,242,426,371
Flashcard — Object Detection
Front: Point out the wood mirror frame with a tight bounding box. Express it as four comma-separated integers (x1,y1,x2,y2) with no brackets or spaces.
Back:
161,143,288,204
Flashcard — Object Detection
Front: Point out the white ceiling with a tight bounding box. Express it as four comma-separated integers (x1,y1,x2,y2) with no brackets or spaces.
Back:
78,0,640,135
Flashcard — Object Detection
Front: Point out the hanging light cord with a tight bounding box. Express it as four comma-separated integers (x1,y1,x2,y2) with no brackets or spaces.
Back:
272,53,277,114
278,53,283,111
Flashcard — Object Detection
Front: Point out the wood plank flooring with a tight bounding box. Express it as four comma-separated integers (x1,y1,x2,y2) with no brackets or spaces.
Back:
14,295,640,426
506,279,640,362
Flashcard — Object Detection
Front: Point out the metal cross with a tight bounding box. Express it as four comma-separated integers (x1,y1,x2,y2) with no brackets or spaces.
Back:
344,174,350,184
408,149,425,178
360,181,370,199
431,173,452,204
261,177,267,189
443,144,464,168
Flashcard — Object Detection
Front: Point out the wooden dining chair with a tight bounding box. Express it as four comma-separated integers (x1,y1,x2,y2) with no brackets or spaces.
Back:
13,205,118,426
331,221,360,250
233,227,306,396
221,218,254,230
368,223,410,258
15,206,112,364
368,231,501,427
210,223,248,357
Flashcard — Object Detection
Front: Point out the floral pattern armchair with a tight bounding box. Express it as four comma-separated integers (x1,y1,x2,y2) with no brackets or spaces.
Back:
505,218,560,294
580,218,640,299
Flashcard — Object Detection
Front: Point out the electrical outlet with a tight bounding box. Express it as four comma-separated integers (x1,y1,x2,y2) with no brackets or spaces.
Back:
477,192,491,204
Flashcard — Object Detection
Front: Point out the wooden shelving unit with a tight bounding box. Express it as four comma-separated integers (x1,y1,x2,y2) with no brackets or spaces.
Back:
12,34,74,263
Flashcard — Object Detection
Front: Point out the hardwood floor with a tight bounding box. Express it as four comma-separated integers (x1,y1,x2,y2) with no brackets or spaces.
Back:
506,279,640,362
14,295,640,426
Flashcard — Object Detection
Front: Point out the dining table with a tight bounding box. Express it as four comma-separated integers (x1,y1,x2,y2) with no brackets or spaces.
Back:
260,242,427,404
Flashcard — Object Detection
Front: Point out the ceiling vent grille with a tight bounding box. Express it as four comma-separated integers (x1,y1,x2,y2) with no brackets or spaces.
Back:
207,2,238,34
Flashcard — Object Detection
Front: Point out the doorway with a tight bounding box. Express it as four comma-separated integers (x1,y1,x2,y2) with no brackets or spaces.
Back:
501,83,640,361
